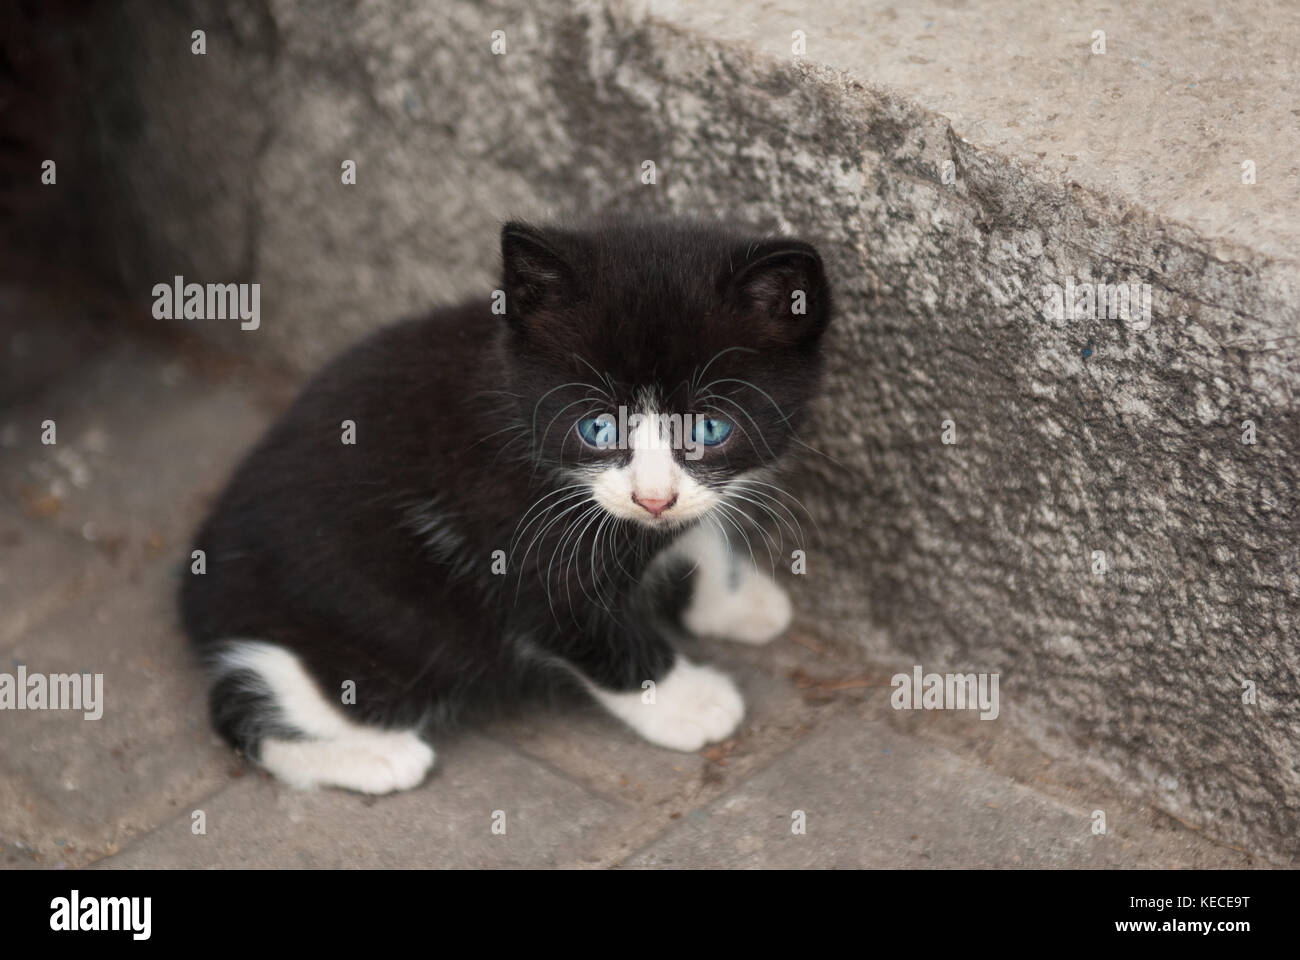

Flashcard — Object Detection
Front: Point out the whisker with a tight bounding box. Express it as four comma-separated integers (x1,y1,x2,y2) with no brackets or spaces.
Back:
533,397,606,479
709,499,758,571
514,494,592,584
727,480,807,545
530,381,607,445
554,503,605,616
699,376,792,425
716,497,778,570
525,498,597,615
508,484,590,555
570,353,617,398
692,345,759,392
722,488,798,547
732,477,823,543
698,392,777,459
700,377,850,467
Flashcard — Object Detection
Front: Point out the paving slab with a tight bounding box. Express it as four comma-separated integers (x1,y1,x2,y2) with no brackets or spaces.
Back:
0,338,275,575
95,732,624,870
481,627,865,864
0,561,234,868
0,507,120,652
1,338,278,866
621,706,1255,869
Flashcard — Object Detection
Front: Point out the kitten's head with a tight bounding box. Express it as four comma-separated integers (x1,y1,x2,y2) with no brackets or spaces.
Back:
500,217,831,530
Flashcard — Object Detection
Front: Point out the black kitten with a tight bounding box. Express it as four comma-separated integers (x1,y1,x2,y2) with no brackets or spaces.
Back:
180,217,832,793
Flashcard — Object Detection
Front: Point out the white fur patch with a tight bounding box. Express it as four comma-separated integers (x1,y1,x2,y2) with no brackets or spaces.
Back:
672,524,793,644
259,729,435,795
587,657,744,752
588,404,719,527
215,641,435,794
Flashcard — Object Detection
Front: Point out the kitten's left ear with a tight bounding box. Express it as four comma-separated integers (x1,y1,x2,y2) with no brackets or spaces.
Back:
500,222,583,319
725,239,831,345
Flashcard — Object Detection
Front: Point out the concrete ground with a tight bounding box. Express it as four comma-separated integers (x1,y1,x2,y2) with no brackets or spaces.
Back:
0,285,1261,869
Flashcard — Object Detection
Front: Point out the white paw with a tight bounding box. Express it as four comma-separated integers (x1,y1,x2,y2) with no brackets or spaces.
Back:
261,730,436,795
683,569,792,645
349,731,437,794
591,658,744,752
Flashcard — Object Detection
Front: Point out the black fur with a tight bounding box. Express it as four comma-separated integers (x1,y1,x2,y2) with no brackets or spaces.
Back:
180,216,832,751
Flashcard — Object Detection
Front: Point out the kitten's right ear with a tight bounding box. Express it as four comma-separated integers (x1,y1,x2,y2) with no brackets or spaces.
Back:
500,222,579,318
725,238,830,346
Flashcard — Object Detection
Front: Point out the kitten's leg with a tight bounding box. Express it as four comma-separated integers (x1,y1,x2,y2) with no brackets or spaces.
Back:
209,640,435,794
670,522,792,645
533,622,745,752
585,655,745,753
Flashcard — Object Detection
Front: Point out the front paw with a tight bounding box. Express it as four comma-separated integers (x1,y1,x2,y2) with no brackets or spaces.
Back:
594,659,745,752
683,570,792,645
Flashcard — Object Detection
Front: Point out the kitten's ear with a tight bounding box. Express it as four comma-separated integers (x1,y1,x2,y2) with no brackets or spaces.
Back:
501,222,580,317
726,240,830,345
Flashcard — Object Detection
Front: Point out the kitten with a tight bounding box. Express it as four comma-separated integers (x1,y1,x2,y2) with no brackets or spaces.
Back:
180,217,832,794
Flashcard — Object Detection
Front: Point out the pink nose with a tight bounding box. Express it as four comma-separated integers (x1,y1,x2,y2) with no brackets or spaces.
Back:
632,493,677,517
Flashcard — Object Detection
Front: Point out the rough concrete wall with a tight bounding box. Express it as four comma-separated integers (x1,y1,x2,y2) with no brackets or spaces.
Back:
73,0,1297,859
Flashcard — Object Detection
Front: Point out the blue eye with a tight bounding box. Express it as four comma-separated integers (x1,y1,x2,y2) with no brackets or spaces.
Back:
576,415,618,448
692,417,732,446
